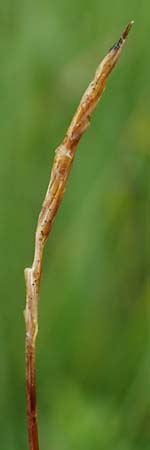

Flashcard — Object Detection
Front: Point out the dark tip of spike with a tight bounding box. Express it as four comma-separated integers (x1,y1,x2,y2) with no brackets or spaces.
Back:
122,21,134,40
109,21,134,53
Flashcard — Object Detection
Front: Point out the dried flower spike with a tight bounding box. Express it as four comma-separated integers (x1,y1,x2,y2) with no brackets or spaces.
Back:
24,21,134,450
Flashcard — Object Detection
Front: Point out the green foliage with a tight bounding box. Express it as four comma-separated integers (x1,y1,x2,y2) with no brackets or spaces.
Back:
0,1,149,448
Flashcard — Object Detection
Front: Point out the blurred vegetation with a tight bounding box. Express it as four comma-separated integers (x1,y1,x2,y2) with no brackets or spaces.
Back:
0,1,149,449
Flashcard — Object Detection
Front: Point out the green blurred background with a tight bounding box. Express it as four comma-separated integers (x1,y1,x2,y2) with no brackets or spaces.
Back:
0,1,149,449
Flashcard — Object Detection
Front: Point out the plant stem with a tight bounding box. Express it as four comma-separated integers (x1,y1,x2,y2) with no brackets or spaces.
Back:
24,22,133,450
